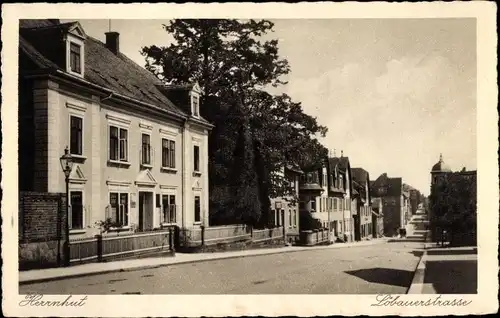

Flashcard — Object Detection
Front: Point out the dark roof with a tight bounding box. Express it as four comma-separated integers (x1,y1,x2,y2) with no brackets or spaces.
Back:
431,154,452,173
351,167,370,184
84,36,183,115
162,83,196,91
20,19,60,29
328,156,350,171
19,19,212,125
286,163,304,174
371,173,403,197
19,36,59,69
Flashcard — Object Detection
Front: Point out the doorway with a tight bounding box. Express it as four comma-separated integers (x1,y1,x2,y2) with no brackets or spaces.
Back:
138,191,154,231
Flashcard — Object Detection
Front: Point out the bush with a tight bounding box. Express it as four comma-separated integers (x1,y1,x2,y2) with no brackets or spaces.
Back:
299,213,323,231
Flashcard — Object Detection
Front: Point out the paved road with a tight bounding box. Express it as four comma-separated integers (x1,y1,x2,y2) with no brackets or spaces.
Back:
19,241,424,294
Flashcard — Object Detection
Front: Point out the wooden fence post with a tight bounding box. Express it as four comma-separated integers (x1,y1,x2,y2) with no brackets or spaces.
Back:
282,210,286,244
96,234,103,263
169,227,175,253
200,225,205,246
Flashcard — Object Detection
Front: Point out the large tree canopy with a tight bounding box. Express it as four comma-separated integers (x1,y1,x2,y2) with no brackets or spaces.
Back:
429,173,477,246
142,19,328,225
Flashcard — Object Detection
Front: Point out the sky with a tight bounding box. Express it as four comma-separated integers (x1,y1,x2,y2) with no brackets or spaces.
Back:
67,18,477,195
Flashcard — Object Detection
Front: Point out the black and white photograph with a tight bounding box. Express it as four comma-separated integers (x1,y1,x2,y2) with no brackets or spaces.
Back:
1,2,498,317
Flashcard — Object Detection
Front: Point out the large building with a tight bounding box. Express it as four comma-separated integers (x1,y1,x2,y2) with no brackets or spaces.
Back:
429,154,477,245
18,20,213,238
370,173,406,237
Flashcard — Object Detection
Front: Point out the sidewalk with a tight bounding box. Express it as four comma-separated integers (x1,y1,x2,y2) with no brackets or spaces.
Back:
20,238,389,285
407,245,478,294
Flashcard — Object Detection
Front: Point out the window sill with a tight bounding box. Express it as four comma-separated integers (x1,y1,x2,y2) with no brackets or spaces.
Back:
70,229,86,235
192,171,202,177
108,160,131,167
193,222,202,226
108,226,131,232
67,69,84,78
141,163,153,169
161,222,177,227
161,167,178,174
70,154,87,163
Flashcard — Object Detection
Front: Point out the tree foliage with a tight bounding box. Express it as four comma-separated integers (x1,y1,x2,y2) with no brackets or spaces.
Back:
429,173,477,246
142,19,328,225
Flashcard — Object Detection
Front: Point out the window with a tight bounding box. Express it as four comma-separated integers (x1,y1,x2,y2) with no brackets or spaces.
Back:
161,194,176,224
70,115,83,155
109,126,128,162
141,133,151,165
333,198,338,210
288,210,292,228
161,139,176,168
70,42,81,74
193,145,200,172
287,175,295,190
109,192,129,226
69,191,83,229
310,199,316,211
293,210,297,227
194,196,201,223
192,95,200,117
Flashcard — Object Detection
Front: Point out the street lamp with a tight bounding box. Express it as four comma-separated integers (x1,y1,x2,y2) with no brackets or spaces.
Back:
60,146,74,267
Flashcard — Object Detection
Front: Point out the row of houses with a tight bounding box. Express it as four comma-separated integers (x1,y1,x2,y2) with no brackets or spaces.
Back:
18,19,423,254
270,153,423,245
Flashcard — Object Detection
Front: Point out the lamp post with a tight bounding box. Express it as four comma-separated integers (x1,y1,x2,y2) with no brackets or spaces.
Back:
60,146,74,267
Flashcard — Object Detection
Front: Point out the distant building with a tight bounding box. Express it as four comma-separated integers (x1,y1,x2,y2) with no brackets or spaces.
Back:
270,164,303,245
351,168,372,241
370,173,405,237
371,197,384,238
328,154,355,242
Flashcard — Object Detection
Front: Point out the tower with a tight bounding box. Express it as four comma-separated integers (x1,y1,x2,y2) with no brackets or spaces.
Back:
430,153,451,186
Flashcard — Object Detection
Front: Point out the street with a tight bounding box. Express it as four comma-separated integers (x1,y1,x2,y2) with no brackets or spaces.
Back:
19,241,424,294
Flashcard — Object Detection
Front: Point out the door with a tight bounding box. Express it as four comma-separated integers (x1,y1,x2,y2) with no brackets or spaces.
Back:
139,191,154,231
138,193,145,231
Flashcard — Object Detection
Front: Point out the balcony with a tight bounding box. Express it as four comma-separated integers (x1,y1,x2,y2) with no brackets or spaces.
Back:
299,172,324,192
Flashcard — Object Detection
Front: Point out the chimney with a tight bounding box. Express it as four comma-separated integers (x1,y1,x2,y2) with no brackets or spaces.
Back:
105,32,120,55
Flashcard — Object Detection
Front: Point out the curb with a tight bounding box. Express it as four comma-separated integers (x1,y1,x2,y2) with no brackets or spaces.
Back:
20,239,389,285
406,242,431,294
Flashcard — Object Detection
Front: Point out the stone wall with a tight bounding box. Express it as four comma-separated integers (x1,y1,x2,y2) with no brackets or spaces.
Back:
19,191,67,270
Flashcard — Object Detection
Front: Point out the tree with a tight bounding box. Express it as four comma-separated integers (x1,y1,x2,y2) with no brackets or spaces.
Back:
429,173,477,246
229,116,261,226
142,19,328,224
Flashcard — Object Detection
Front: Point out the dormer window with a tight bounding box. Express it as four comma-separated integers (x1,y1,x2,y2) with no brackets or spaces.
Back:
70,43,82,74
64,22,86,78
192,95,200,117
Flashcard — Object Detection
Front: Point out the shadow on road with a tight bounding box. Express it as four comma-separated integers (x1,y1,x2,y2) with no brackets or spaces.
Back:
408,250,424,257
424,260,477,294
345,267,414,287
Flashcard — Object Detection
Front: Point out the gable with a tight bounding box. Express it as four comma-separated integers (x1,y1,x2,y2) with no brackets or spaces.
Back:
69,164,87,184
68,22,86,39
135,169,157,186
